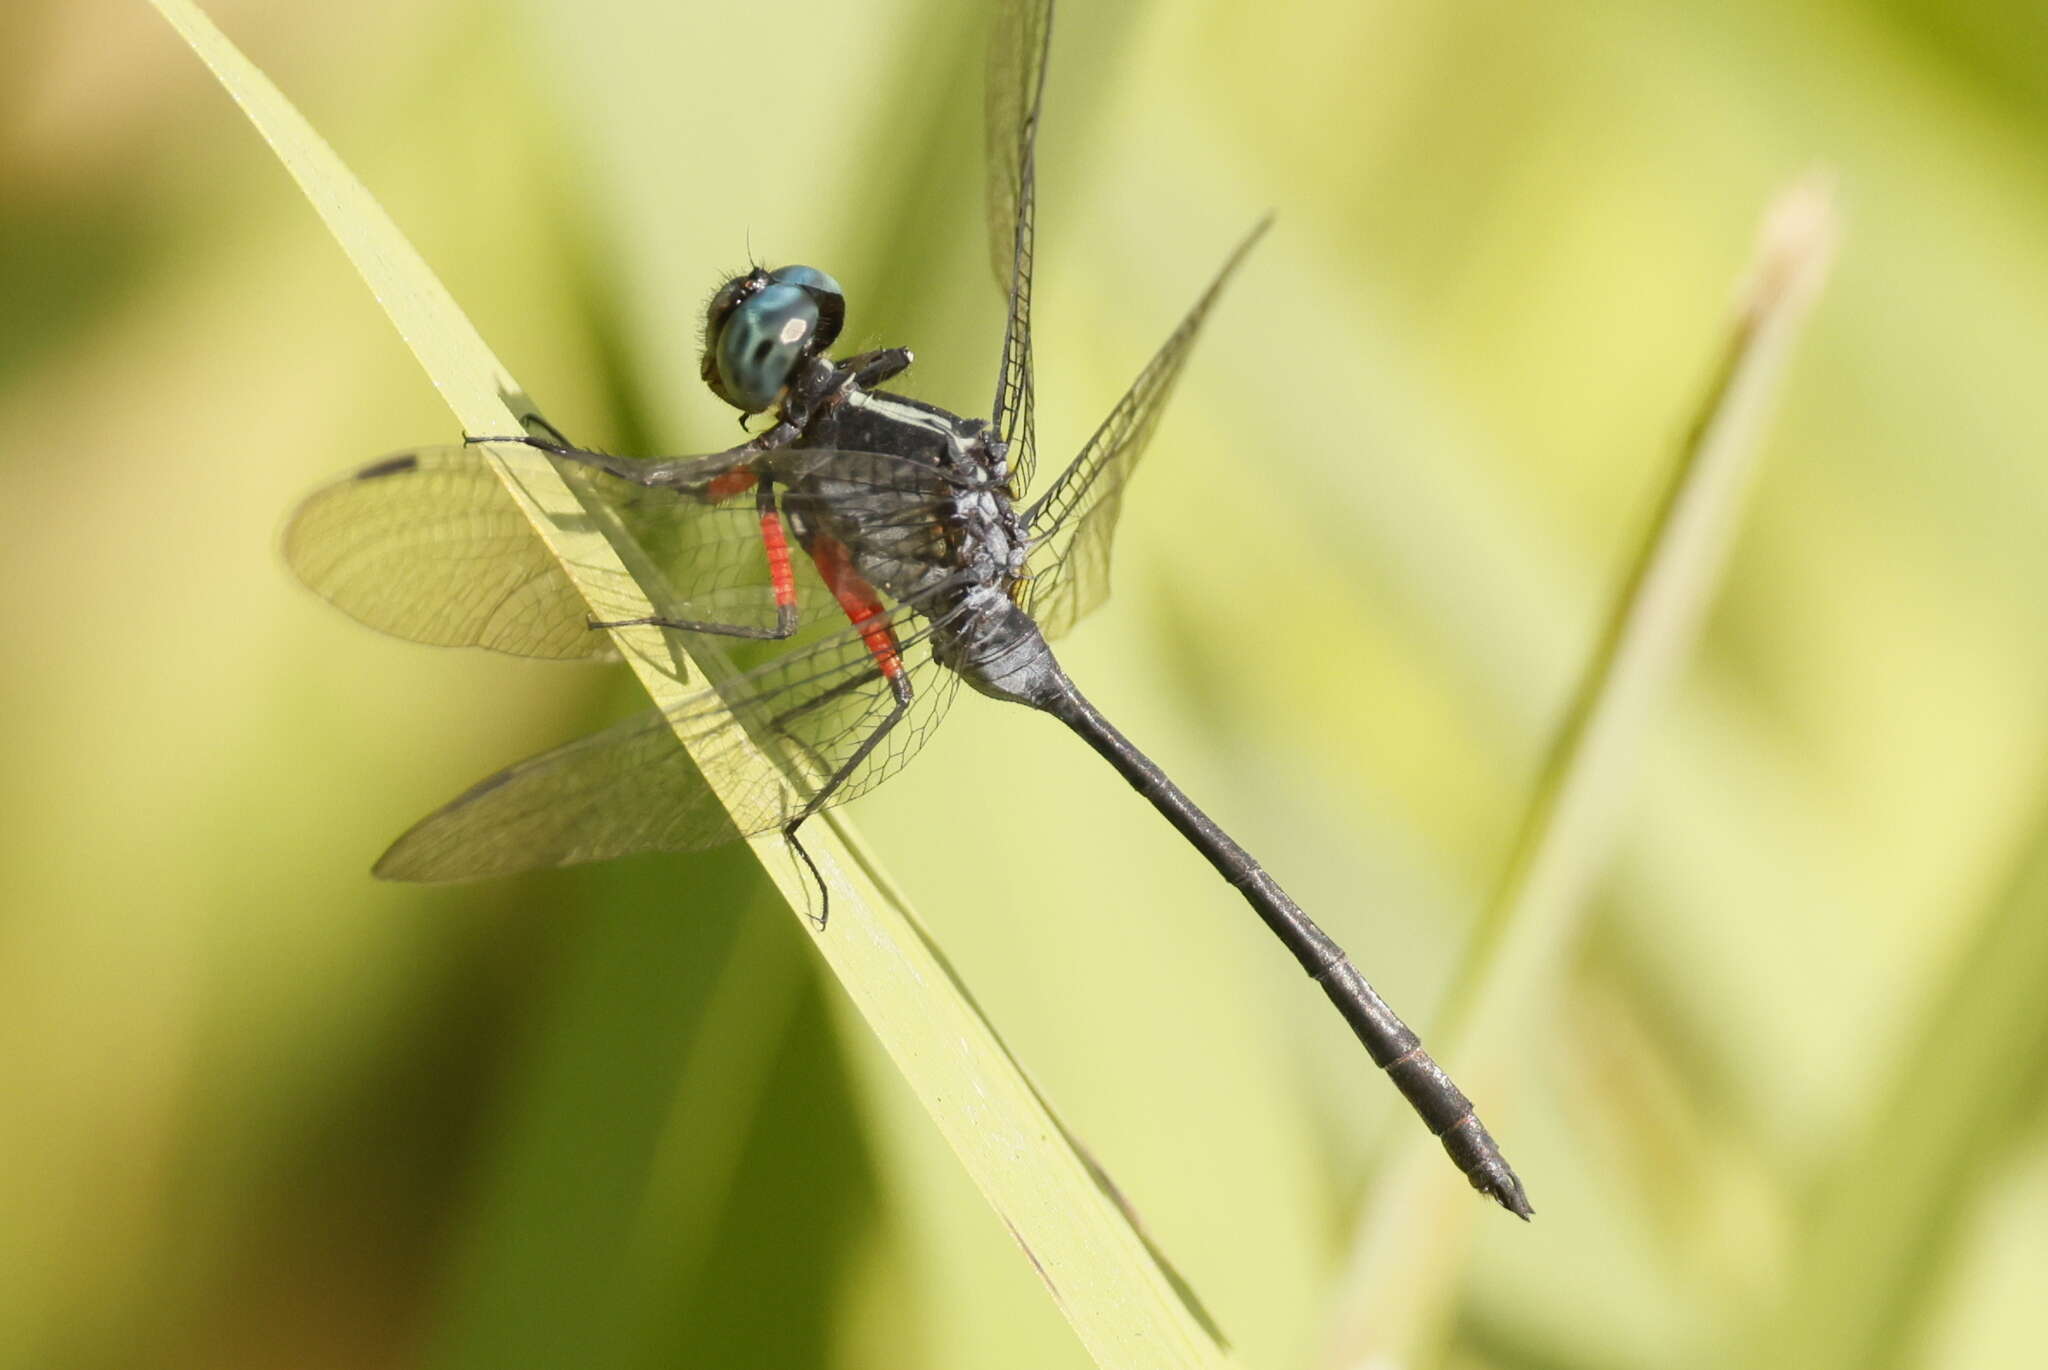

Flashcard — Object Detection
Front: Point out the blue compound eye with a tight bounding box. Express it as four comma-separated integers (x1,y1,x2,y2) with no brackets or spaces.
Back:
703,265,847,413
767,264,843,299
769,265,846,356
713,283,817,413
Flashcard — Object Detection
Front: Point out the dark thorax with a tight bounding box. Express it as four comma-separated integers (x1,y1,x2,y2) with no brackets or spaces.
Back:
769,354,1057,706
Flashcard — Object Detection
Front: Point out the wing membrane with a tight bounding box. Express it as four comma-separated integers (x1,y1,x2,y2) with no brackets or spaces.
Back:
985,0,1054,497
285,447,613,659
376,592,971,881
1021,219,1269,640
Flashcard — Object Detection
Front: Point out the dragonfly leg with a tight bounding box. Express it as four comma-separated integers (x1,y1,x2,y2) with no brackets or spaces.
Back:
777,531,917,928
781,673,912,930
780,531,916,774
806,534,910,691
837,347,914,390
590,482,803,640
517,411,574,447
782,825,832,930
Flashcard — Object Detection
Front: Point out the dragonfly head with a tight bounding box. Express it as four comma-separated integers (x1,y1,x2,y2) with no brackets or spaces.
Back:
700,264,847,414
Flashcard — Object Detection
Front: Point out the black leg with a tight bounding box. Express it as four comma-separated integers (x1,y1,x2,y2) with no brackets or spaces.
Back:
783,825,832,931
787,670,913,826
781,671,914,929
587,612,797,639
521,412,574,447
840,347,914,390
465,431,572,452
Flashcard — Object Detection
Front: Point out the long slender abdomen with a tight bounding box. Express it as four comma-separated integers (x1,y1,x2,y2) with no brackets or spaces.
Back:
1028,662,1533,1217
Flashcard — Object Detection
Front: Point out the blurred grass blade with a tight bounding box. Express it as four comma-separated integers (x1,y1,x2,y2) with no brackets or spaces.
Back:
1322,178,1840,1367
1757,779,2048,1370
1557,940,1789,1311
148,1,1233,1364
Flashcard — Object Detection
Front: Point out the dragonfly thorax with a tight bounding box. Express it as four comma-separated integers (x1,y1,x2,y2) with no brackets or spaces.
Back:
780,383,1031,616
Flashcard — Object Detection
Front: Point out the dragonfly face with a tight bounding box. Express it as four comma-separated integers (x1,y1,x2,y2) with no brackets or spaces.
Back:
700,264,847,413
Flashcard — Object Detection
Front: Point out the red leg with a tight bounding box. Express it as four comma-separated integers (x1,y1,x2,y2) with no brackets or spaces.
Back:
806,534,907,688
759,496,798,616
776,534,918,928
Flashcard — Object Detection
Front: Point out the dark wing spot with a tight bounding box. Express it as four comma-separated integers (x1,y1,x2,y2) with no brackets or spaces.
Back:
356,453,421,481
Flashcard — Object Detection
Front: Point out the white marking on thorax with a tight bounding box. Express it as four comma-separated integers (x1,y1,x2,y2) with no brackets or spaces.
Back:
845,390,972,457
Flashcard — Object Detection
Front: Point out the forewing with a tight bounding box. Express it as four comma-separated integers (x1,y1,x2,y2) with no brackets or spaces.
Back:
985,0,1054,497
375,594,971,882
285,447,612,659
286,445,965,658
1021,219,1269,640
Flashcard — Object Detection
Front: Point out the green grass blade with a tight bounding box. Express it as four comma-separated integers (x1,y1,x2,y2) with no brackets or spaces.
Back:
1322,178,1840,1365
146,2,1232,1363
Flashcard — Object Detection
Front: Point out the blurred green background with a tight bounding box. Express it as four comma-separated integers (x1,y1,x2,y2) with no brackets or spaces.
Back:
5,0,2048,1366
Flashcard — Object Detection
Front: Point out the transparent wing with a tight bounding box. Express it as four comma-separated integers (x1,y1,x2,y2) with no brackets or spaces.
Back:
374,591,972,882
285,447,614,659
1020,219,1270,640
985,0,1054,498
286,445,973,655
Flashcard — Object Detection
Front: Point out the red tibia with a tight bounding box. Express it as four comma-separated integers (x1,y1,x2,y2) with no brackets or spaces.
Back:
706,467,759,502
808,535,904,680
760,508,797,610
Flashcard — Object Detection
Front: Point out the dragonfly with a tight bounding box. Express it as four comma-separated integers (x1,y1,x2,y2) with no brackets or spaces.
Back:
284,0,1531,1219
